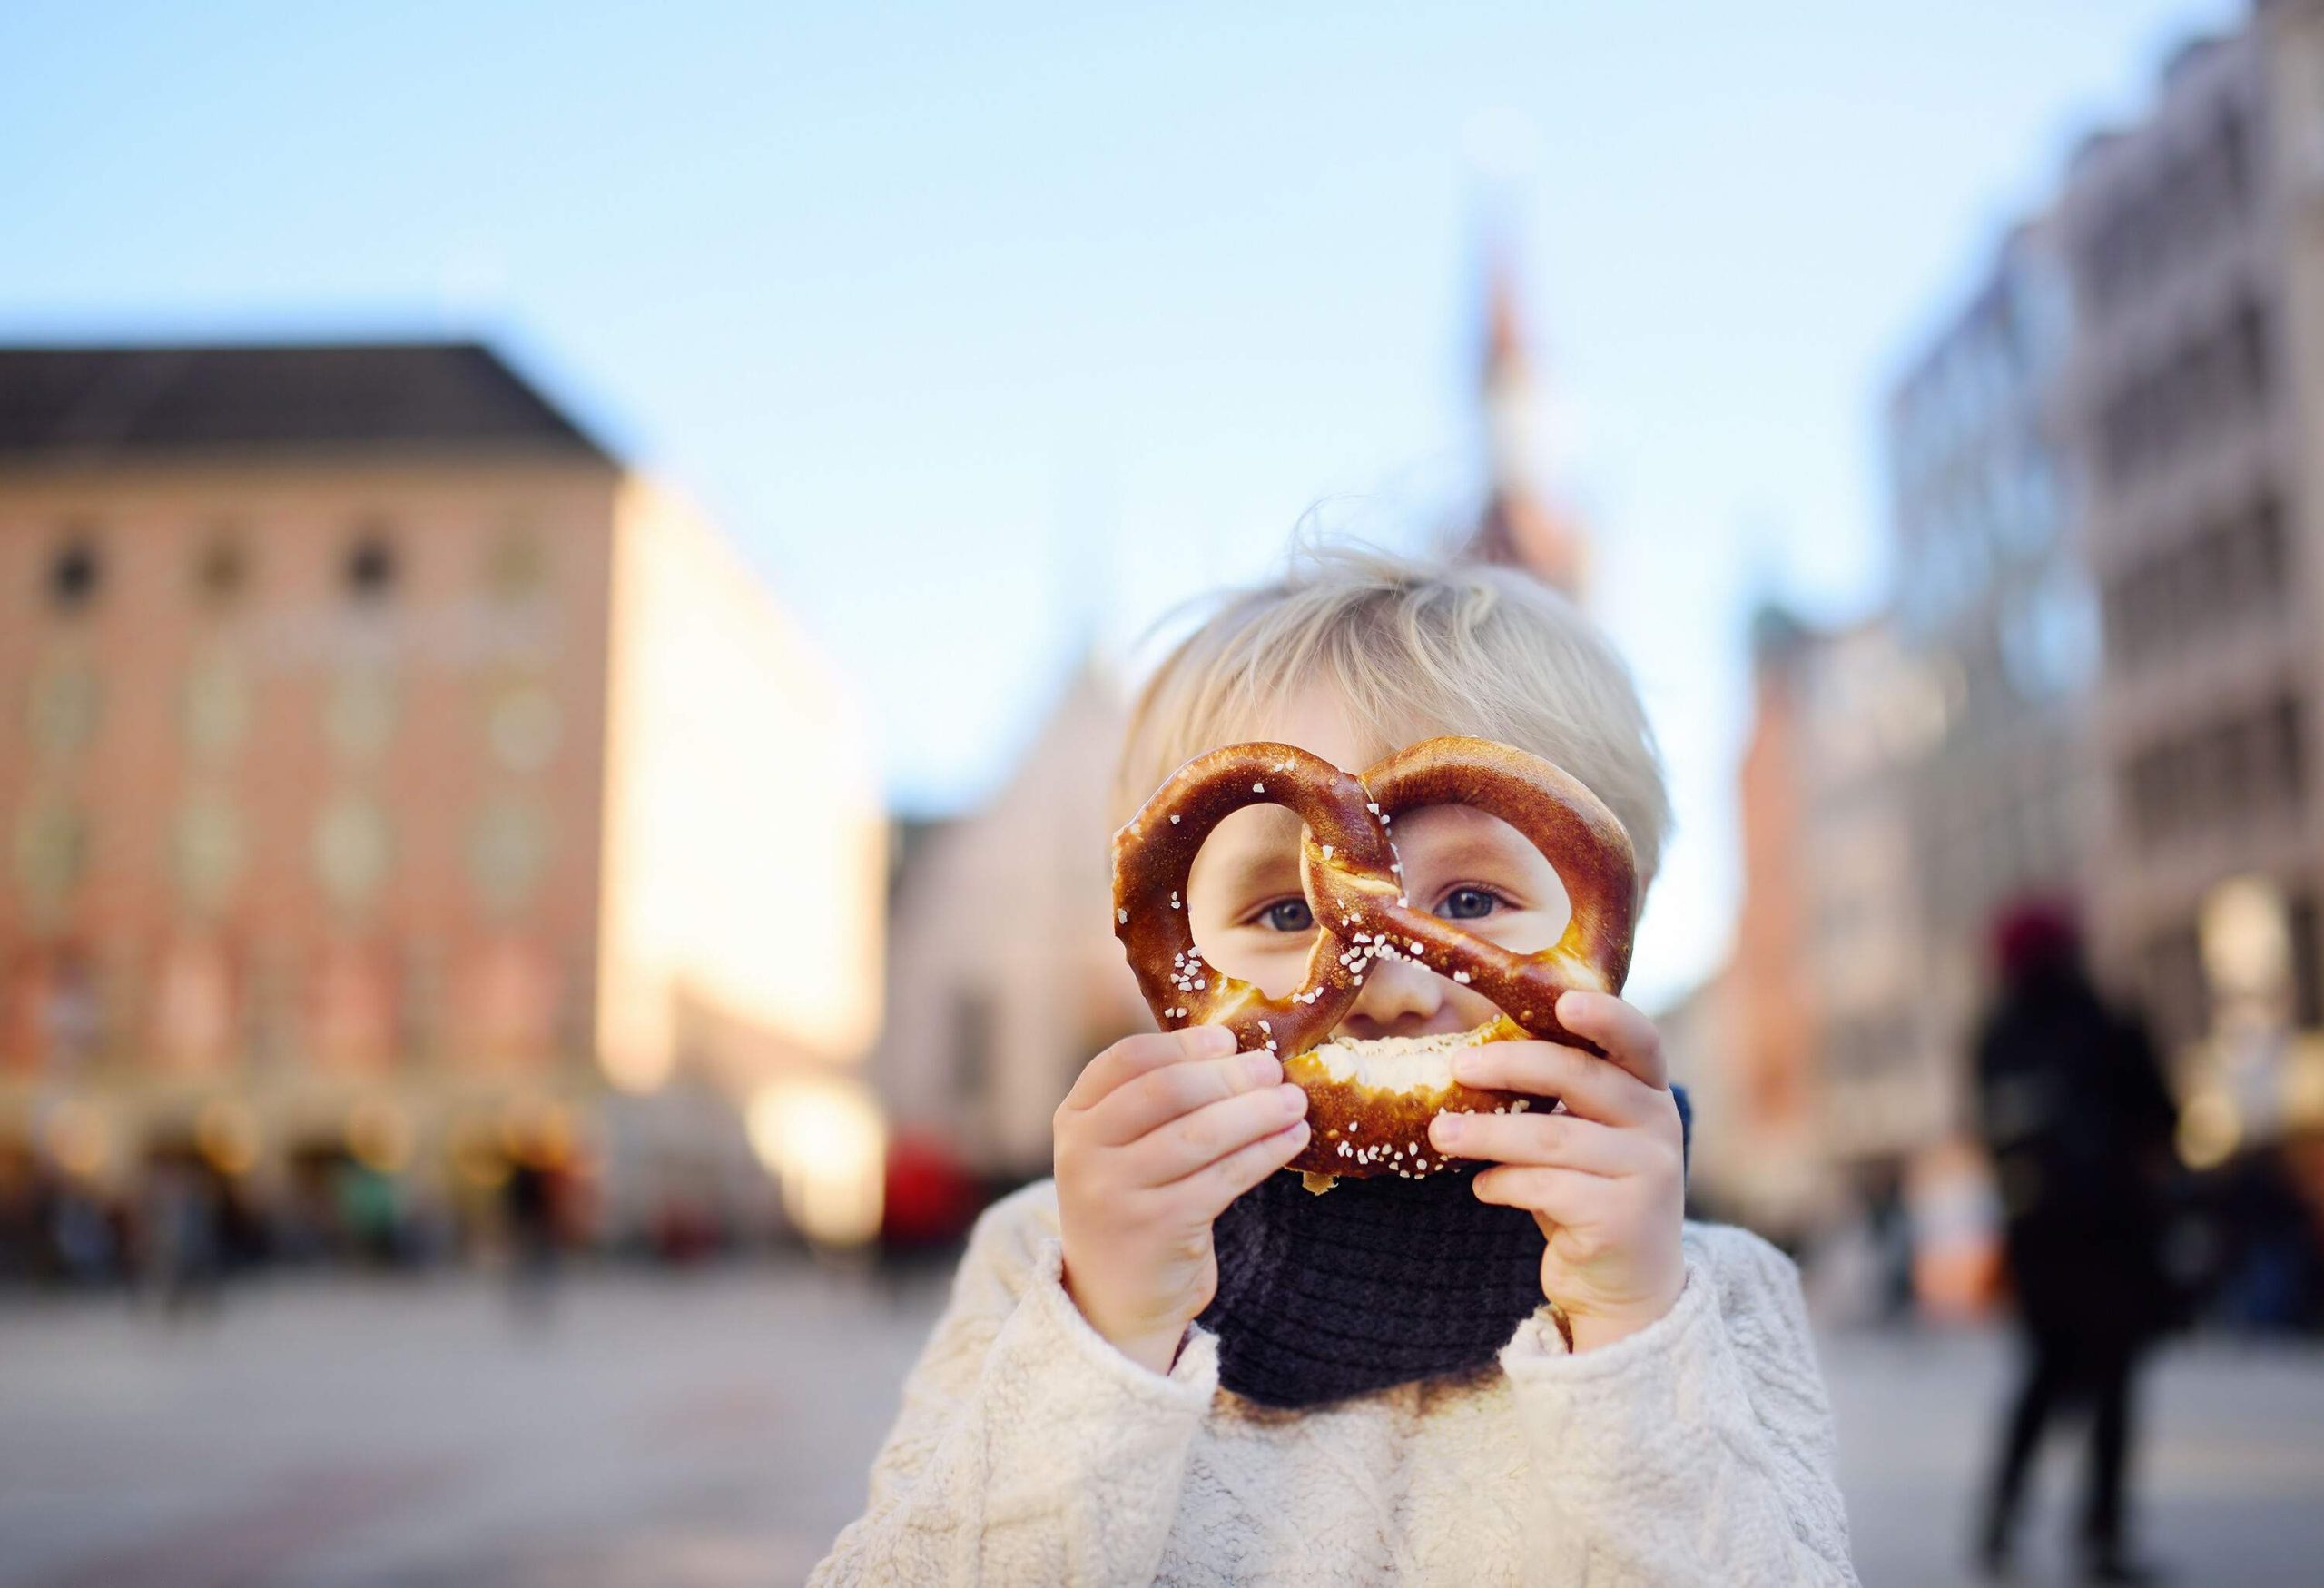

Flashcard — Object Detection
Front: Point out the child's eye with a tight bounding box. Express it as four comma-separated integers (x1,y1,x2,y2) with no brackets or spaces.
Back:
1436,886,1502,922
1257,897,1315,932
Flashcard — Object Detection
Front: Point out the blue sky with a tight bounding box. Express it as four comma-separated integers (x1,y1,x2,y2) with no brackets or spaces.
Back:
0,0,2239,1005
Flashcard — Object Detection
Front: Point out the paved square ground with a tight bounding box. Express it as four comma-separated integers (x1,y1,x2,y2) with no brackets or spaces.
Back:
2,1266,2319,1585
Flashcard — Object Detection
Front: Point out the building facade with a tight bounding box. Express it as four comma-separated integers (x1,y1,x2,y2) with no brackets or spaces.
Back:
1790,619,1950,1176
1704,607,1942,1240
1885,215,2097,1097
2060,16,2324,1053
0,344,883,1248
872,663,1148,1183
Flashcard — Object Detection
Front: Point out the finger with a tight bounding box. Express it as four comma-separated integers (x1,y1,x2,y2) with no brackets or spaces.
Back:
1473,1163,1607,1221
1451,1040,1662,1126
1553,991,1668,1090
1169,1118,1310,1219
1063,1025,1236,1111
1128,1083,1307,1185
1428,1108,1640,1175
1088,1047,1284,1145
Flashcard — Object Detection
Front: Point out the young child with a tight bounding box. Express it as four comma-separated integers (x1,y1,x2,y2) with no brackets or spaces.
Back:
814,547,1856,1586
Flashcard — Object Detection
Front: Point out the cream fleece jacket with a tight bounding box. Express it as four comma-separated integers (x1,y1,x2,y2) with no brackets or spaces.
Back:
812,1181,1856,1587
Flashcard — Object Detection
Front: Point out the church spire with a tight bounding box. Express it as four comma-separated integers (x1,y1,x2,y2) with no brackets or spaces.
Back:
1463,240,1588,597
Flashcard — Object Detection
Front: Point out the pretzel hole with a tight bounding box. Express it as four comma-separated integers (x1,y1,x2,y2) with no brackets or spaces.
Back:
1181,801,1330,998
1362,803,1572,957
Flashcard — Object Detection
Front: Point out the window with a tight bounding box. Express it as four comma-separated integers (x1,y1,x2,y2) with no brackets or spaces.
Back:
47,535,101,613
13,798,88,911
15,948,100,1072
312,795,393,909
322,671,398,762
1999,569,2099,704
485,681,561,772
2290,892,2322,1031
171,796,245,913
2098,298,2272,488
2234,299,2271,402
953,989,998,1118
1995,450,2058,555
484,530,547,602
465,798,553,913
344,530,398,601
2127,742,2189,842
25,663,101,755
2271,693,2306,804
2142,923,2207,1053
180,656,251,757
2120,691,2307,844
2101,492,2292,676
194,535,250,606
2218,107,2253,206
2250,495,2289,588
2202,718,2251,818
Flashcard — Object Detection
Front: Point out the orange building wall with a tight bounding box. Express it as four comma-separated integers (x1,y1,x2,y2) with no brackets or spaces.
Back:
594,478,885,1097
0,455,621,1160
1730,667,1817,1136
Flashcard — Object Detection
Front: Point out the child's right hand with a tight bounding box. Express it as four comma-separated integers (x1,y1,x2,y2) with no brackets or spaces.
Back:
1053,1024,1310,1375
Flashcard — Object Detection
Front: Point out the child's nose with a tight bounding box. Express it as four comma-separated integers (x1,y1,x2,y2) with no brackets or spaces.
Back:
1338,953,1451,1037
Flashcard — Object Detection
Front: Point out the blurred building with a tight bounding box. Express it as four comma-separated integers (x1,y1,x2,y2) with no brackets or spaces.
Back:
2059,16,2324,1054
1886,216,2096,1081
1698,606,1941,1240
1691,3,2324,1313
1652,960,1739,1204
873,663,1147,1184
1787,620,1950,1178
0,342,883,1255
1711,608,1822,1237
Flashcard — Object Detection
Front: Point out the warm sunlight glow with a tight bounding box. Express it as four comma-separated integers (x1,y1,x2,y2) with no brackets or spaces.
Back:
747,1075,887,1248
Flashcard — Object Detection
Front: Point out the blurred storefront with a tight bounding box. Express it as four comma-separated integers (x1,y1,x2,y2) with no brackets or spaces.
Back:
0,342,885,1277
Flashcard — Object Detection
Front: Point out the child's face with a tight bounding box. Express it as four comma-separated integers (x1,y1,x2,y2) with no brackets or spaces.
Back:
1183,687,1572,1041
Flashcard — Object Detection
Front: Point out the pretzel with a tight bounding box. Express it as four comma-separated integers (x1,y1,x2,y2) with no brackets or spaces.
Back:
1110,742,1391,1060
1111,735,1638,1185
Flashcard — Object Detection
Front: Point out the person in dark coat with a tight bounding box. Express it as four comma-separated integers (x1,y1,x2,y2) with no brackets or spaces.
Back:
1974,900,2178,1583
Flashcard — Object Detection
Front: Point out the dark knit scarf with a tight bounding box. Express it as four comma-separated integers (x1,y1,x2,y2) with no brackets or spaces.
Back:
1199,1085,1691,1409
1199,1165,1544,1407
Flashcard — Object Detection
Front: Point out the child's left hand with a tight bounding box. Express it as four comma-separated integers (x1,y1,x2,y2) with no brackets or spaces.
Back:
1427,989,1686,1353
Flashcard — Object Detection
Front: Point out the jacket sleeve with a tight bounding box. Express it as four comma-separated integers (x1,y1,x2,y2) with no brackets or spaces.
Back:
810,1183,1216,1586
1497,1223,1858,1588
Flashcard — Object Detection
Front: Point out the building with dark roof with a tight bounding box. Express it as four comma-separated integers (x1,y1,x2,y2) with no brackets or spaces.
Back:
0,343,607,460
0,340,884,1253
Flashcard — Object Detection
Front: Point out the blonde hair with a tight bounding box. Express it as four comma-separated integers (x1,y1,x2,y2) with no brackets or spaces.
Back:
1117,544,1671,887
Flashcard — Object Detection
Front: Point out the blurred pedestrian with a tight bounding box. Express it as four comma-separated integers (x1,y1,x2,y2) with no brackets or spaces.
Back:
504,1152,559,1321
1974,899,2178,1583
140,1157,223,1319
45,1176,119,1286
